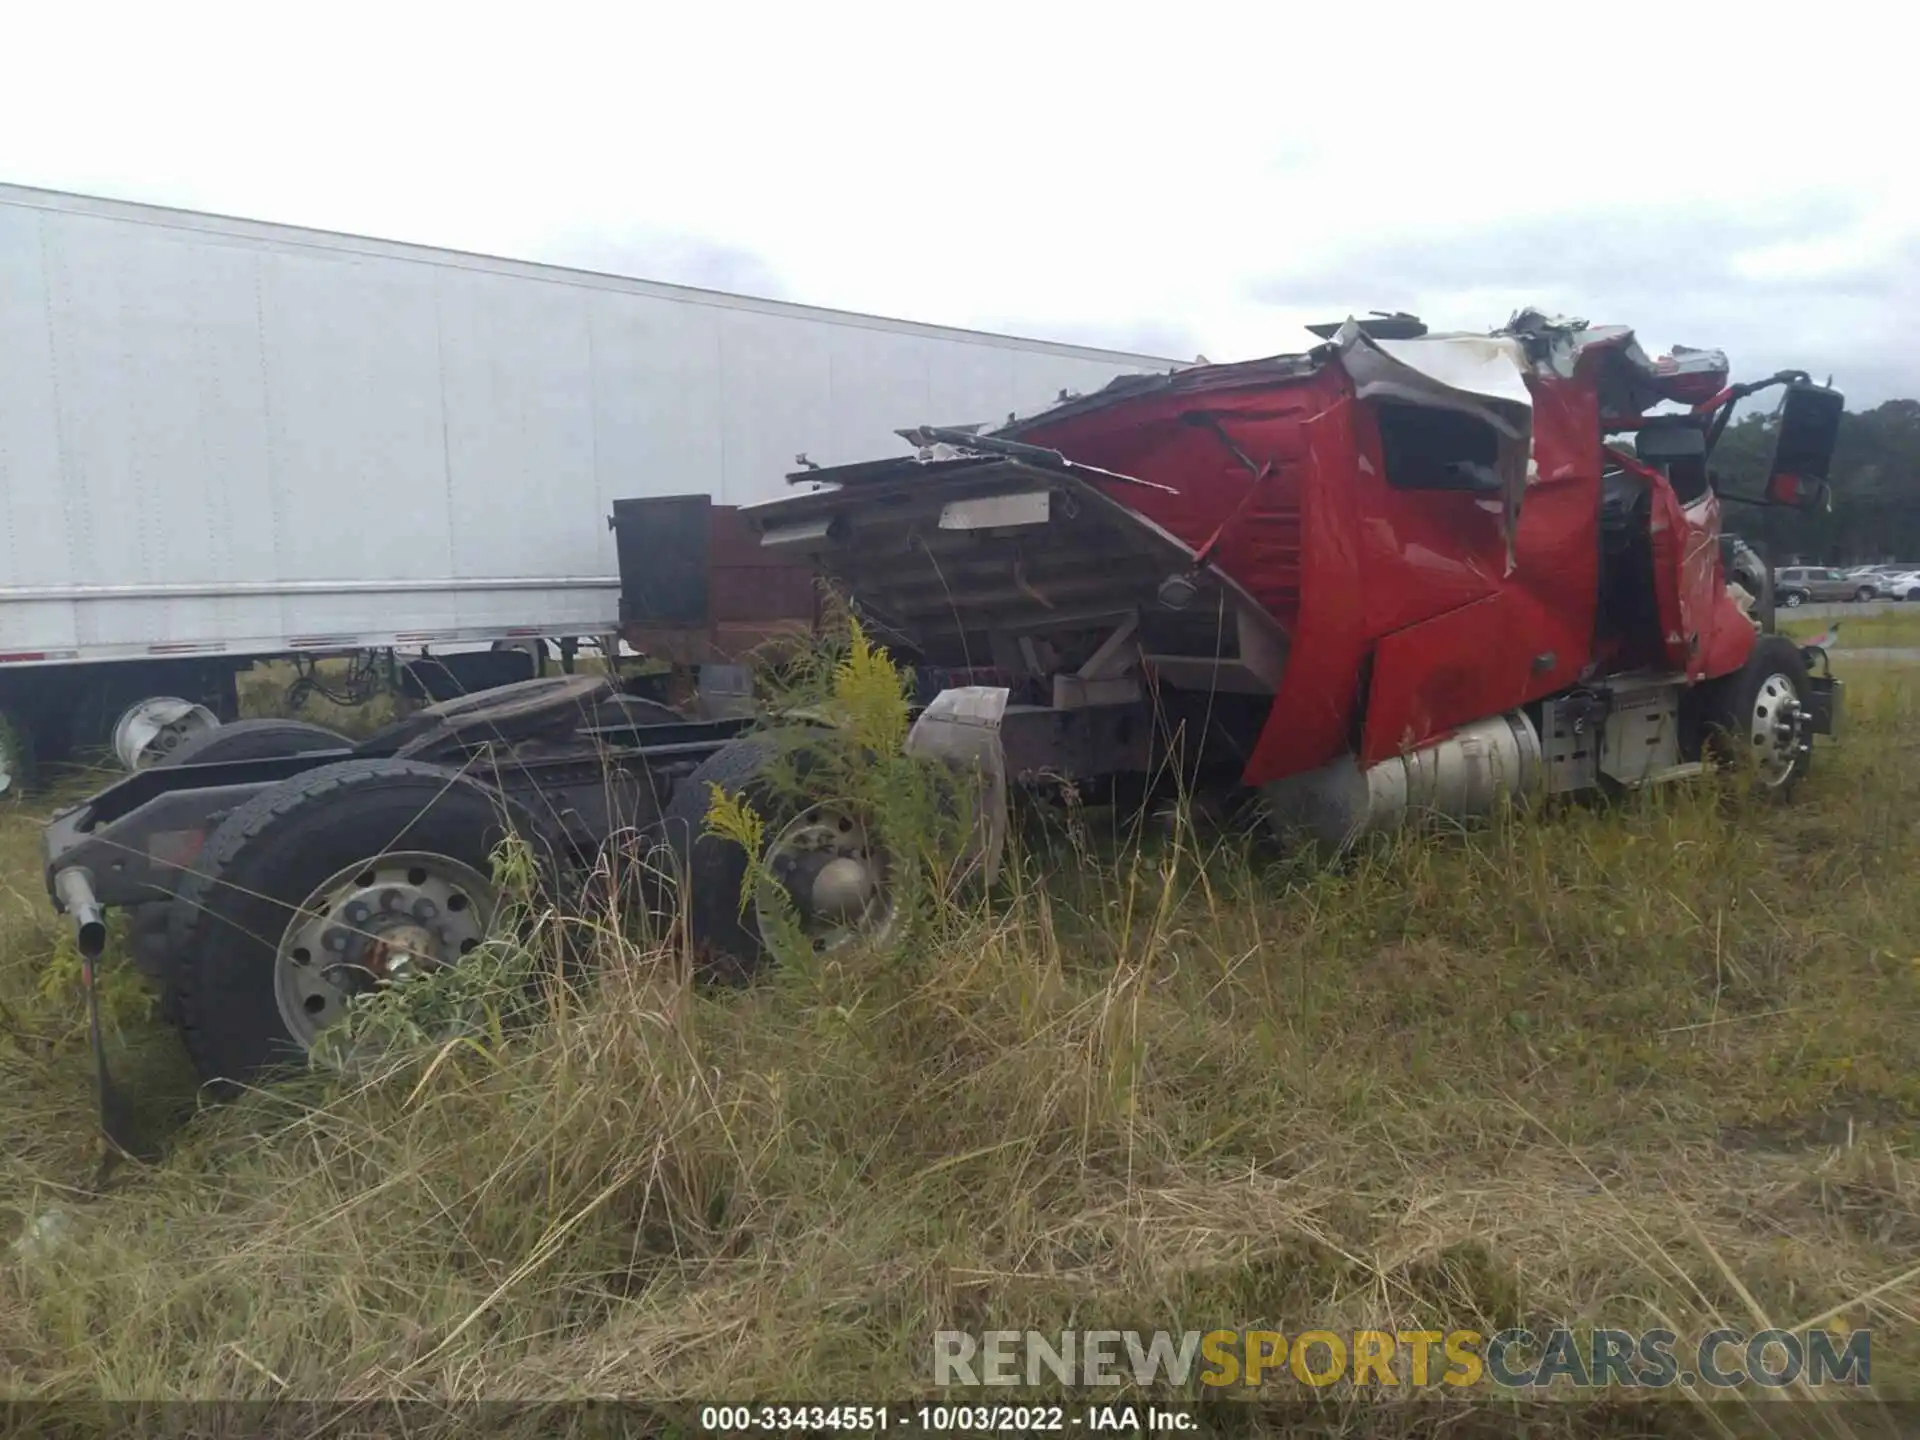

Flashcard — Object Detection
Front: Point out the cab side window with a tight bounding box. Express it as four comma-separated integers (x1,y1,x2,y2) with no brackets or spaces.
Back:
1666,454,1710,506
1374,402,1504,493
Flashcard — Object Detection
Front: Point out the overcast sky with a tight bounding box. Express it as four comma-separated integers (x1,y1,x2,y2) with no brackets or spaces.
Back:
5,1,1912,406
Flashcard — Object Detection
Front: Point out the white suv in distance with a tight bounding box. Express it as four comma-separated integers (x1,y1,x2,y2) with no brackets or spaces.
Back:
1873,570,1920,601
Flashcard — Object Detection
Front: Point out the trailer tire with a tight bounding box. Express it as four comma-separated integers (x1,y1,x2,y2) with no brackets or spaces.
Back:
171,758,552,1092
662,732,891,985
153,718,353,768
1699,634,1812,798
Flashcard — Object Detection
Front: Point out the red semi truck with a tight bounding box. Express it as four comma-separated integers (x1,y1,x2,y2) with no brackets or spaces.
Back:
45,308,1843,1150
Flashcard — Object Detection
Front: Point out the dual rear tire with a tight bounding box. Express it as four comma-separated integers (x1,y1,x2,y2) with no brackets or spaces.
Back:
169,758,535,1091
154,719,822,1090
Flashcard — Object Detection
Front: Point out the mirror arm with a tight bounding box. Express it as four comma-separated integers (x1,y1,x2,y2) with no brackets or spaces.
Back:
1699,371,1813,461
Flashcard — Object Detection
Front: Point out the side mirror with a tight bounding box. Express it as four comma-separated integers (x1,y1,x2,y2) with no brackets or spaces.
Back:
1765,382,1844,510
1765,471,1831,511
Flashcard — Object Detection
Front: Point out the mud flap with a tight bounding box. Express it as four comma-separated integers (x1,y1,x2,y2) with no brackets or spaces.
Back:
903,686,1011,887
1805,674,1843,738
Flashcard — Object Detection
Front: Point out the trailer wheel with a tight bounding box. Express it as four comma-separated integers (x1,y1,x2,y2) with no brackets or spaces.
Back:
171,758,548,1091
662,734,893,984
0,710,34,798
1700,634,1812,796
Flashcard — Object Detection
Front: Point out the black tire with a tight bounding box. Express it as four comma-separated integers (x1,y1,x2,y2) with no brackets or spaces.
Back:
136,719,356,1022
171,758,548,1092
401,649,537,703
1780,591,1806,608
355,674,612,758
663,731,874,986
663,736,789,985
589,695,684,728
1698,634,1812,798
153,718,352,768
491,638,550,678
1855,587,1876,603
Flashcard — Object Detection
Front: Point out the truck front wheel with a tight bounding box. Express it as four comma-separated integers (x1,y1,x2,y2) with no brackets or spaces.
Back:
153,717,352,768
171,758,545,1091
1699,634,1813,796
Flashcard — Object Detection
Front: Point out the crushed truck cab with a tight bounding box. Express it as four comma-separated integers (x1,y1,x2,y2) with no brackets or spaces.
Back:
710,308,1844,851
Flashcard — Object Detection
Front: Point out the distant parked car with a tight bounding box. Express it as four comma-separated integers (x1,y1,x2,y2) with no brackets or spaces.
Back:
1858,566,1920,598
1874,570,1920,602
1773,566,1875,606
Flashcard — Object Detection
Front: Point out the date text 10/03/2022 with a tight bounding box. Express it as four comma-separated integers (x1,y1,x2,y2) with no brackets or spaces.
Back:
699,1406,1196,1433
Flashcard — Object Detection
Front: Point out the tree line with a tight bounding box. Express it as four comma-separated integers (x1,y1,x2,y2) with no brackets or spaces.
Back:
1707,399,1920,566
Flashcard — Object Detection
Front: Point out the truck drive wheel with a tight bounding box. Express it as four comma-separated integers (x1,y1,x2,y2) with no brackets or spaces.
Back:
170,758,546,1091
1699,634,1812,796
153,718,353,768
662,734,894,985
355,674,613,759
134,720,357,1016
590,694,684,728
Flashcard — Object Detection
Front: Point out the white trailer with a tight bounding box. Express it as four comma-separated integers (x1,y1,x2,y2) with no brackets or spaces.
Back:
0,182,1175,788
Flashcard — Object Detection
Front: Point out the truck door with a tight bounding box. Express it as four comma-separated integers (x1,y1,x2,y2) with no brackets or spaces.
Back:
1641,448,1727,681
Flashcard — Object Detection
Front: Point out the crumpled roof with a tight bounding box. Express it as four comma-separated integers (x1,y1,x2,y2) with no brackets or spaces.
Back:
981,306,1720,444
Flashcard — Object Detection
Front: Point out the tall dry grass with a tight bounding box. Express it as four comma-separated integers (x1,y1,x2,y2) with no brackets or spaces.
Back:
0,656,1916,1436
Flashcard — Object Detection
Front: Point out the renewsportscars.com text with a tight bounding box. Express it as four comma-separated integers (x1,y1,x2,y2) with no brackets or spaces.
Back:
934,1327,1871,1391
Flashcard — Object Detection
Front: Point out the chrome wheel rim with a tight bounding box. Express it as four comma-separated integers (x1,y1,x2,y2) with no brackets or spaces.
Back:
274,851,497,1057
1747,672,1806,788
755,804,894,959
